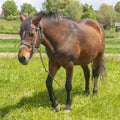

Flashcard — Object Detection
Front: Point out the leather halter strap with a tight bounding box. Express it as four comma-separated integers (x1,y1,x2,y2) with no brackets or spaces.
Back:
20,22,44,52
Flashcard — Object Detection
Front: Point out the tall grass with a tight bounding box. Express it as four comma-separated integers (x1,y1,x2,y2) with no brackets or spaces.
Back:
0,57,120,120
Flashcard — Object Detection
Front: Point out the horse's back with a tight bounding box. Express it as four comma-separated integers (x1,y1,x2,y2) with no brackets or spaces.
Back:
78,19,105,43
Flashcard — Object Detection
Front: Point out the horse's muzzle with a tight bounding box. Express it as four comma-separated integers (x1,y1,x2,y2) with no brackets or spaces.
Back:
18,55,28,65
18,45,32,65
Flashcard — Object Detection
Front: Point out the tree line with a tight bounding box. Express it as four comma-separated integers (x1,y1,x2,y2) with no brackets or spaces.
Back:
1,0,120,29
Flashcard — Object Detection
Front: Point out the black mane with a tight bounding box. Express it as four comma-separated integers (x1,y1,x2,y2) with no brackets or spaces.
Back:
20,11,73,34
34,11,73,22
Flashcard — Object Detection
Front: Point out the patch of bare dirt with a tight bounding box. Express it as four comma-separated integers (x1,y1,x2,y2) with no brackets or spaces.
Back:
105,54,120,61
0,53,18,57
0,53,47,58
0,34,20,39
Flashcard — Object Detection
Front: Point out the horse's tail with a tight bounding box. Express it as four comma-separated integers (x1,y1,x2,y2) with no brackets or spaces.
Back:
92,55,106,81
99,57,106,81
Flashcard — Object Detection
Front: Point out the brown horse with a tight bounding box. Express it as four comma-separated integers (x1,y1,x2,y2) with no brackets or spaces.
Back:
18,11,105,111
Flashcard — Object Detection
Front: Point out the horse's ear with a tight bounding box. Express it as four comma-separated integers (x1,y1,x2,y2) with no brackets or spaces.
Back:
31,15,43,25
19,13,26,22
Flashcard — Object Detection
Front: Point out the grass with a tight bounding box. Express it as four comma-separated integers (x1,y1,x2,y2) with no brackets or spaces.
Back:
0,18,21,34
0,56,120,120
105,34,120,53
0,39,20,52
0,39,46,53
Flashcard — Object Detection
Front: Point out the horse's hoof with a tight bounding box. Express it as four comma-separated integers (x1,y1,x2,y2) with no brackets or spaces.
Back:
93,93,98,96
84,92,89,97
84,91,90,97
55,104,60,112
65,105,71,112
93,91,98,96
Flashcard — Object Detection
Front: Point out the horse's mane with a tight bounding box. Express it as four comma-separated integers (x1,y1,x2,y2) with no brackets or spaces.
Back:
33,11,73,22
20,11,74,32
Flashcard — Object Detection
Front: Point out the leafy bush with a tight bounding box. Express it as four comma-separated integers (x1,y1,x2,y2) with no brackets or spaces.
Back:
7,15,14,21
105,33,116,38
0,18,20,34
0,25,5,30
105,30,116,38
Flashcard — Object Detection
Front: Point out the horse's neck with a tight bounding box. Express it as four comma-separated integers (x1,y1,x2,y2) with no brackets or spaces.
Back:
41,18,68,53
42,35,54,53
41,20,59,48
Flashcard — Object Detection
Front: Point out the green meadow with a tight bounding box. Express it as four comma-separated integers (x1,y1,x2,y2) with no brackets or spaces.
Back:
0,57,120,120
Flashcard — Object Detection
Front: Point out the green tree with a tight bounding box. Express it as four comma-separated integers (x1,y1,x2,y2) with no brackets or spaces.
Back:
21,3,37,16
42,0,57,11
42,0,82,20
2,0,18,17
114,11,120,22
98,4,115,28
81,4,96,19
115,2,120,12
65,0,82,20
114,2,120,22
42,0,70,12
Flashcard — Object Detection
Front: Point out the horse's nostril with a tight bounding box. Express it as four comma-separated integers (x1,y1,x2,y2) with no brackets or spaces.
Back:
18,56,26,63
22,56,26,61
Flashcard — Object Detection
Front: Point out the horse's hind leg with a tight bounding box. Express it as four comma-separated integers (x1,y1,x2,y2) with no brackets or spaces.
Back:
92,66,99,96
46,60,60,111
82,65,90,97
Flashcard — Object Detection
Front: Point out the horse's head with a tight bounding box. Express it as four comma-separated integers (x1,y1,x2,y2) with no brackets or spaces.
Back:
18,13,43,65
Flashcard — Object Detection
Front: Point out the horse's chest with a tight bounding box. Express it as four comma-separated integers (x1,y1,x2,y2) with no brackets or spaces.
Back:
48,49,77,66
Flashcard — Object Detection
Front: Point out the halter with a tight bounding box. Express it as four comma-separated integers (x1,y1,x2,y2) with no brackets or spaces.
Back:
20,22,44,52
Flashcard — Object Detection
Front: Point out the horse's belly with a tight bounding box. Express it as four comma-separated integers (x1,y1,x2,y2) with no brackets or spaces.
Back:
74,51,98,65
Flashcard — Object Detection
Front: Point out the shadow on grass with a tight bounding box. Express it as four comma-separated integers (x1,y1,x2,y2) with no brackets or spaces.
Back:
0,89,48,118
0,86,83,118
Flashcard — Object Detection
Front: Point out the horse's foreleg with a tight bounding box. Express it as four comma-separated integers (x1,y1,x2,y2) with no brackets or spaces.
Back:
46,60,60,111
82,65,90,97
65,61,74,111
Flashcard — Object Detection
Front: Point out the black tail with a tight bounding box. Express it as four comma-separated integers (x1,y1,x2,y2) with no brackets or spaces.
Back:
92,56,106,81
99,57,106,80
